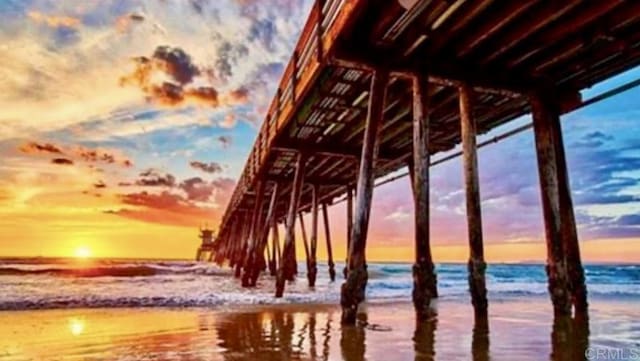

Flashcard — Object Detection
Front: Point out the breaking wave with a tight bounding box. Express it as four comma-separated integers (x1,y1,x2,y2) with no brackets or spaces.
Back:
0,259,637,310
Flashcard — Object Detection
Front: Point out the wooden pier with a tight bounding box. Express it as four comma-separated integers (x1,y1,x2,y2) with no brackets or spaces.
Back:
206,0,640,323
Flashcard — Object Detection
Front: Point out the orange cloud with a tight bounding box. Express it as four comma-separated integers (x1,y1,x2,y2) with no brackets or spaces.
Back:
27,11,80,28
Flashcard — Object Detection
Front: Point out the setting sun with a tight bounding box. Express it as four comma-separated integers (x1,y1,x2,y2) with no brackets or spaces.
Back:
74,247,92,259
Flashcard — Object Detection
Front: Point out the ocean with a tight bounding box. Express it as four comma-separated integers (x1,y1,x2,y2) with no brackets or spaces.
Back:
0,258,638,310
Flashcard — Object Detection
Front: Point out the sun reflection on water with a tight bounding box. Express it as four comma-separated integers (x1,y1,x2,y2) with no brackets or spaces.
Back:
68,317,86,336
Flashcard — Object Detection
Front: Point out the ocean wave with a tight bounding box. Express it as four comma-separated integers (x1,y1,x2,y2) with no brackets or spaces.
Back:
0,260,638,311
0,263,230,278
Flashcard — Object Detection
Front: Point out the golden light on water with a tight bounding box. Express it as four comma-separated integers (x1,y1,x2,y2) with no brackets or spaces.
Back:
74,246,92,259
68,317,85,336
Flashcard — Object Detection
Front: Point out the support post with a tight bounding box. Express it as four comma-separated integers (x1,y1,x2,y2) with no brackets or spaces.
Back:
272,219,281,275
531,91,587,317
341,68,388,324
299,212,311,284
344,186,353,279
234,218,250,278
459,83,488,315
323,203,336,281
411,74,438,320
270,218,279,276
308,184,320,287
276,153,307,297
249,183,279,286
242,180,265,287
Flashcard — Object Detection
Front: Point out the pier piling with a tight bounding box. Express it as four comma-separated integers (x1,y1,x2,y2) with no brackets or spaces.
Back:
410,73,438,320
322,203,336,281
531,91,586,317
276,153,307,297
460,84,488,314
341,68,388,324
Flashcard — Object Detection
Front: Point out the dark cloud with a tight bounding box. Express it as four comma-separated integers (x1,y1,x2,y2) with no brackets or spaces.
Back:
108,176,235,227
152,46,200,85
72,146,134,167
19,141,133,168
115,12,145,32
20,142,63,154
135,169,176,187
617,214,640,226
573,131,615,148
217,136,232,148
214,40,249,82
121,46,249,108
179,177,215,202
190,161,223,174
94,181,107,189
51,158,73,165
248,19,277,52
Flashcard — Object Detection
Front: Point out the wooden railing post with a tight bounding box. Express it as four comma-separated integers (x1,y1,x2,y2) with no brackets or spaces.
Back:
316,0,325,62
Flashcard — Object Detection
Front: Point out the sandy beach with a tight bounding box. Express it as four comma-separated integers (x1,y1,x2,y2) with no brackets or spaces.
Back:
1,297,638,361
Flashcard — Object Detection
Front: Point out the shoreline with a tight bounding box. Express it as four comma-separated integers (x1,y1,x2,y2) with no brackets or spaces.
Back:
2,291,639,313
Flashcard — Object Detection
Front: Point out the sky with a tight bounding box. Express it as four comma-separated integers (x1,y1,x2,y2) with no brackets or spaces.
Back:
0,0,639,262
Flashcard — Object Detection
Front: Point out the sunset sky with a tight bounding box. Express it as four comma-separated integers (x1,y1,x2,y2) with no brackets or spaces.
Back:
1,0,639,262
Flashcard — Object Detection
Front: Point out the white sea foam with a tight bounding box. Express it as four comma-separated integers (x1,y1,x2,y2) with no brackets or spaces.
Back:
0,259,637,310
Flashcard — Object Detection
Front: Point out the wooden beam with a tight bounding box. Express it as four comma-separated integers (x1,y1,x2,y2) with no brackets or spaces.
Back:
411,73,437,321
272,144,394,162
328,56,523,97
322,202,336,282
341,68,388,324
531,91,586,317
276,153,307,297
460,83,488,315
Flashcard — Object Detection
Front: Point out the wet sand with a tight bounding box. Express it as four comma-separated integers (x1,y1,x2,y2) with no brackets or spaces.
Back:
0,297,638,360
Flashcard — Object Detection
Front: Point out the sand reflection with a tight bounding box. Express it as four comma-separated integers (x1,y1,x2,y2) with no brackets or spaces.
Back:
550,313,589,361
215,308,336,361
